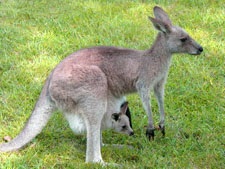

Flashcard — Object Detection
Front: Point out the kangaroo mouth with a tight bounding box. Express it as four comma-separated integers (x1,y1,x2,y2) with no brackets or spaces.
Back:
190,52,202,55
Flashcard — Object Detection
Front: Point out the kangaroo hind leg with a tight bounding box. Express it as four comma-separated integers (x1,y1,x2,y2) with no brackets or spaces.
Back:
82,85,107,162
83,100,106,163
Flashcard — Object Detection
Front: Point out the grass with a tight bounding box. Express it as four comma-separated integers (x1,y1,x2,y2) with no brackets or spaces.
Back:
0,0,224,168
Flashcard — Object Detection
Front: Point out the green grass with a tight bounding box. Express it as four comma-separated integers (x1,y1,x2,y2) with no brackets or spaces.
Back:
0,0,224,168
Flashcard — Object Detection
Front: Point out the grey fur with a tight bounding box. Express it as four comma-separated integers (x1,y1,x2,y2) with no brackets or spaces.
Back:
0,6,203,163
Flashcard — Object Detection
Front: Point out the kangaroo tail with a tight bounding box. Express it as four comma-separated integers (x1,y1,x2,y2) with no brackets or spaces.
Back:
0,77,55,152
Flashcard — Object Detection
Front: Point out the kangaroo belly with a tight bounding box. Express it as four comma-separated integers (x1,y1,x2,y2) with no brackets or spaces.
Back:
64,113,86,134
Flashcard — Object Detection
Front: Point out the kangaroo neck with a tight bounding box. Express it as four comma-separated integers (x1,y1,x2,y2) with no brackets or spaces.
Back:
146,32,171,59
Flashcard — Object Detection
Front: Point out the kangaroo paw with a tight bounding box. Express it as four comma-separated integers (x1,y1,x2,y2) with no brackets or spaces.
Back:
146,128,155,141
159,124,165,137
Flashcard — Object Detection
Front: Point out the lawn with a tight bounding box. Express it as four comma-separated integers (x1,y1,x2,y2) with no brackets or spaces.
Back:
0,0,224,168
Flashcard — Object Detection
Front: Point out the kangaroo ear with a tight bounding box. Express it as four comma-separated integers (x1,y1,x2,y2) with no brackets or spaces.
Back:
111,113,120,121
153,6,172,26
149,16,171,34
120,101,128,115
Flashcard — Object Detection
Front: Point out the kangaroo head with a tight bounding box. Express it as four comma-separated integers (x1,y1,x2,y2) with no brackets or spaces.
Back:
111,102,134,136
149,6,203,55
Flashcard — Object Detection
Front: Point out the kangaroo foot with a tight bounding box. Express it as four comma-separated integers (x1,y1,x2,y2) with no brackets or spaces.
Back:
146,128,155,140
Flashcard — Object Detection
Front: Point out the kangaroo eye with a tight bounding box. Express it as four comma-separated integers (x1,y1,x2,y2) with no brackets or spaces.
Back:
122,125,126,129
180,37,188,42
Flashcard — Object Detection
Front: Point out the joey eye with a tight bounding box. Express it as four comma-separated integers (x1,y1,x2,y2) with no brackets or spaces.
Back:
180,37,188,42
122,125,126,129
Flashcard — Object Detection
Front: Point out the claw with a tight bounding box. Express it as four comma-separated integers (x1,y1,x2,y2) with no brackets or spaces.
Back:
146,128,155,140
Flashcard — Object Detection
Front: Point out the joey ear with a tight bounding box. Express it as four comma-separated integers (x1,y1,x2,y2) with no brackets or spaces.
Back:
111,113,120,121
148,16,171,34
120,101,128,115
153,6,172,26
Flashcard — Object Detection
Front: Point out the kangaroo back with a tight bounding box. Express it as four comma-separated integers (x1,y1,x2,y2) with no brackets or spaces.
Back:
0,76,55,152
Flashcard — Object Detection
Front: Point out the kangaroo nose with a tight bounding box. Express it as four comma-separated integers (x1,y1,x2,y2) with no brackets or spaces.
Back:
129,132,134,136
199,46,203,52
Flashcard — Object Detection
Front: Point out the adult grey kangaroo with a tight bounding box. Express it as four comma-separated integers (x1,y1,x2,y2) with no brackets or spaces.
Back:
0,6,203,163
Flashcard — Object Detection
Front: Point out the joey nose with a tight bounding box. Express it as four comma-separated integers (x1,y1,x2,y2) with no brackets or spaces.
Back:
198,46,203,52
129,132,134,136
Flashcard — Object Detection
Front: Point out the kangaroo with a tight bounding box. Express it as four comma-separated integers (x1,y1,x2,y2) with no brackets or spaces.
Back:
0,6,203,163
